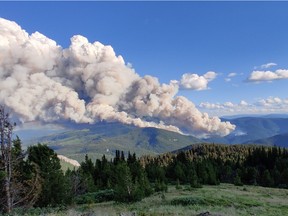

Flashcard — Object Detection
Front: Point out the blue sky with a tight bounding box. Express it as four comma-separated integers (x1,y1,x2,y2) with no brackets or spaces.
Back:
1,1,288,117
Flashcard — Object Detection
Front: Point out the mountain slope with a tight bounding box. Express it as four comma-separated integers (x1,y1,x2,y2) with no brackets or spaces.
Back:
245,133,288,147
32,122,201,162
206,117,288,144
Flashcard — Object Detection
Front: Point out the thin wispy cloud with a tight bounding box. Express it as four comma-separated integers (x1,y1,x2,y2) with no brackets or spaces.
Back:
253,62,277,70
228,72,237,77
260,62,277,69
225,78,231,82
225,72,237,82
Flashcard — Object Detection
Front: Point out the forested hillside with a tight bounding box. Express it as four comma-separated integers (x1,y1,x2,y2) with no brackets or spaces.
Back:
2,139,288,214
31,122,201,161
140,144,288,188
1,104,288,214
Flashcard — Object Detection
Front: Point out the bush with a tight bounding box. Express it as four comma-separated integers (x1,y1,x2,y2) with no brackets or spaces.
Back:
94,189,115,202
75,189,115,204
234,174,243,186
171,197,206,206
154,180,168,192
75,193,94,204
11,206,67,216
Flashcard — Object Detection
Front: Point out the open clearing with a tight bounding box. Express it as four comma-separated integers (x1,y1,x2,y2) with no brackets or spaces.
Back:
14,183,288,216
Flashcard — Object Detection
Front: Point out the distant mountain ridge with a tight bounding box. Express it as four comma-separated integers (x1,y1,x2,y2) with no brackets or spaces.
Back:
221,113,288,119
206,117,288,144
245,133,288,147
22,116,288,162
32,122,202,162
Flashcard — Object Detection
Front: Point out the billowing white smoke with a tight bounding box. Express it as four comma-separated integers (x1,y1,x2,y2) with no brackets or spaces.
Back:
0,18,235,137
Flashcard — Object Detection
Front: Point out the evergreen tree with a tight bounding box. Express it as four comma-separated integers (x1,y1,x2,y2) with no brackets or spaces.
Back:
9,137,42,208
154,178,168,192
261,169,274,187
243,167,258,185
0,106,14,213
196,162,208,184
145,162,166,183
234,173,243,186
271,168,281,187
112,154,152,202
78,154,96,193
113,162,134,202
81,154,94,176
206,161,219,185
280,168,288,188
173,162,186,182
0,107,41,213
27,144,68,207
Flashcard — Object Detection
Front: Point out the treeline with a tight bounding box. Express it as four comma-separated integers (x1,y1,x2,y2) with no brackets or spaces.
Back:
141,144,288,188
1,141,288,214
1,106,288,214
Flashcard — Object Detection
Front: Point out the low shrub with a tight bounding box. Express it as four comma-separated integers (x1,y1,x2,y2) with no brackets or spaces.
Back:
75,189,115,204
171,196,234,207
171,197,206,206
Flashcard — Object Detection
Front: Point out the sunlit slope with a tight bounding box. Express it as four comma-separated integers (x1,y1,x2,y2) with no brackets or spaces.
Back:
33,122,201,162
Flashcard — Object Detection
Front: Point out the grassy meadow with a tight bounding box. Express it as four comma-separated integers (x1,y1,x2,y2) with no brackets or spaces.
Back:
12,183,288,216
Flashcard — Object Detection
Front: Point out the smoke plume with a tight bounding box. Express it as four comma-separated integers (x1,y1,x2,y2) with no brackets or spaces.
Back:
0,18,235,137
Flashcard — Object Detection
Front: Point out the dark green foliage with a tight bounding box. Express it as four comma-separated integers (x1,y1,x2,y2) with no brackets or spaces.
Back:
113,162,135,202
171,197,206,206
154,179,168,192
94,155,112,189
261,170,274,187
112,155,152,202
81,154,94,176
145,162,166,183
242,167,258,185
72,151,152,203
189,170,201,188
75,189,114,204
4,138,288,213
142,144,288,189
0,135,42,213
234,173,243,186
93,189,114,202
173,162,186,182
27,144,69,207
75,155,97,193
279,169,288,188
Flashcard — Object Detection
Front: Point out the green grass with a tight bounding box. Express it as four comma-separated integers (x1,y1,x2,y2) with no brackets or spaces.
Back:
12,184,288,216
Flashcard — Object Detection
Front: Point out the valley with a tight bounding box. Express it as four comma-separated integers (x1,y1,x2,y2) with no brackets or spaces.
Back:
21,116,288,163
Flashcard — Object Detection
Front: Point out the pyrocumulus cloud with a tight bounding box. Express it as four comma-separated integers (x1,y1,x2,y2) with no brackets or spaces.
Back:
0,18,235,137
